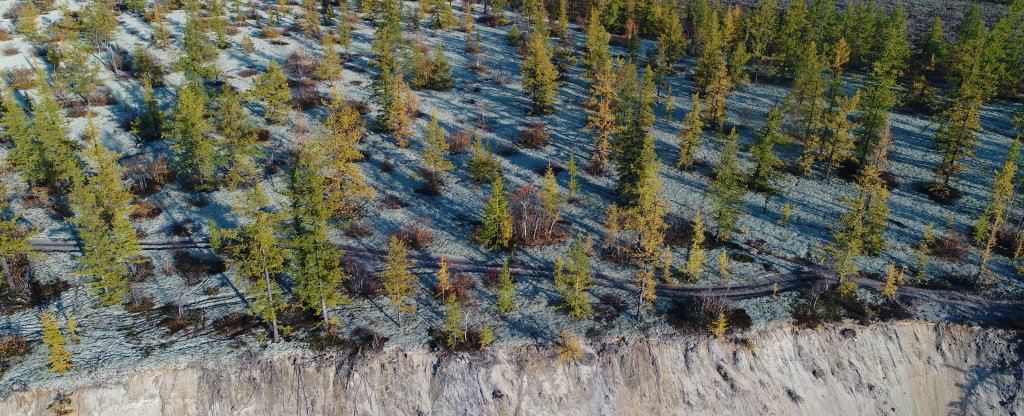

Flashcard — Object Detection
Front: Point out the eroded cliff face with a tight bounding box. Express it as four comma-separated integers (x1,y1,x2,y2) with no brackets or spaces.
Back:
1,322,1021,416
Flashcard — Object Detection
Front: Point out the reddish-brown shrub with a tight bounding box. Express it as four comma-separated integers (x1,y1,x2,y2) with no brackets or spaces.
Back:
930,231,967,263
8,67,35,90
397,220,436,250
381,194,407,209
130,200,163,220
517,121,550,148
448,130,472,154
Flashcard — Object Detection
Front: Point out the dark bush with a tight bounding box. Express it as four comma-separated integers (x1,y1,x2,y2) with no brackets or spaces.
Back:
397,221,436,250
517,121,550,148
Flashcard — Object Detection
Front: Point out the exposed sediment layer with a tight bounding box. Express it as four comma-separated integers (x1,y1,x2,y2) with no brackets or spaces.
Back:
2,322,1021,415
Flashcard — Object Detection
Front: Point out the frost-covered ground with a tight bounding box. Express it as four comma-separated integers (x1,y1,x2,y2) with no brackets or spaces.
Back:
0,0,1021,394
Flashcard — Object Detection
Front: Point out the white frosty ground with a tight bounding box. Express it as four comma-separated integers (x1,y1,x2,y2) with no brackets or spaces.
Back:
0,0,1020,394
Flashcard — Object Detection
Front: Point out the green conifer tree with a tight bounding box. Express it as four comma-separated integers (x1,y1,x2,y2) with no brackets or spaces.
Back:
478,176,513,250
40,312,72,375
72,118,141,306
709,129,746,241
167,82,217,190
676,94,704,170
521,20,560,115
211,186,288,342
249,60,292,124
380,236,416,326
495,258,516,315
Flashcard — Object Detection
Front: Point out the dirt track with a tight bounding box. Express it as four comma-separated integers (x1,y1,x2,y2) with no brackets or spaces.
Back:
28,238,1024,327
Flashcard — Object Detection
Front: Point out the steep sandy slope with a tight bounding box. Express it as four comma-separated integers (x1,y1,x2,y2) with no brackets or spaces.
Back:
1,322,1020,415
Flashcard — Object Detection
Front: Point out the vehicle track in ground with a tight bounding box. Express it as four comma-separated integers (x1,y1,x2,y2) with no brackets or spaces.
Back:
28,238,1024,327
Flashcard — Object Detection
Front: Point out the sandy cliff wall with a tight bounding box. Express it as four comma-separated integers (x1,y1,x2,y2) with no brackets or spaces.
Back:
1,322,1021,415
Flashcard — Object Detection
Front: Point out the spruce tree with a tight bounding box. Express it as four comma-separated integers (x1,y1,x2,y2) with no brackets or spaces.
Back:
29,73,81,189
15,2,40,42
495,258,516,315
178,14,218,80
749,106,788,195
0,184,33,287
167,81,217,190
567,154,580,200
315,88,374,218
289,150,349,331
427,44,454,90
40,312,73,375
442,292,464,347
776,0,810,78
421,111,453,182
583,58,618,173
540,164,561,237
583,8,612,81
975,141,1019,283
380,236,416,326
703,55,732,131
747,0,779,81
709,129,746,241
316,35,344,81
612,64,656,204
554,236,593,319
686,210,706,281
478,176,513,250
676,94,705,170
130,80,164,143
932,85,983,196
216,86,259,189
786,40,826,158
249,60,292,124
521,20,560,115
210,187,288,342
72,118,141,307
1,86,41,184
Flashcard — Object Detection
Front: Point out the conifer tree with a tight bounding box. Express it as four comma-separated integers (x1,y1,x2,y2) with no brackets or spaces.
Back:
430,0,457,30
583,58,618,173
427,44,454,90
554,236,593,319
583,8,612,81
40,312,72,375
72,118,141,306
975,141,1019,284
130,80,164,143
167,81,217,190
288,150,349,331
435,256,452,299
442,292,464,347
0,184,33,287
521,20,560,115
567,154,580,200
478,177,513,250
676,94,704,170
686,210,706,280
776,0,810,78
703,56,732,130
178,14,218,80
210,187,288,342
879,263,900,300
381,236,416,326
249,60,292,124
27,73,81,189
2,87,40,184
315,88,374,218
749,106,788,195
151,2,172,48
786,40,826,155
316,35,344,81
300,0,321,38
747,0,778,81
817,41,861,176
630,134,669,316
612,64,656,204
540,164,561,237
216,86,260,189
15,2,40,41
717,250,730,280
932,86,983,195
421,111,453,182
554,0,568,39
495,258,516,315
708,312,728,339
709,129,746,241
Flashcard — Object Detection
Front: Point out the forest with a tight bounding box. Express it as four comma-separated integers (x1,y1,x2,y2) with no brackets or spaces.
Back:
0,0,1021,386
